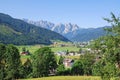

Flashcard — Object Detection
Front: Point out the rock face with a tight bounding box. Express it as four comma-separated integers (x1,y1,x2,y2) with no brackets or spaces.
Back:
52,23,79,34
23,19,80,39
23,19,54,30
23,19,108,42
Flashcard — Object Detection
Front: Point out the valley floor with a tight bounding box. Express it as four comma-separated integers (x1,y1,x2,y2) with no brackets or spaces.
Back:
20,76,101,80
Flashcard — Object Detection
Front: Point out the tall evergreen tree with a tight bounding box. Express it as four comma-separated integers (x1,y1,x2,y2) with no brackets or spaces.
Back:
23,59,32,78
5,45,23,79
58,56,64,65
32,47,57,78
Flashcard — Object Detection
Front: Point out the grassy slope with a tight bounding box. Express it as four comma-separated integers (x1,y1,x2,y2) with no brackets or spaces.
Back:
20,76,101,80
0,24,21,35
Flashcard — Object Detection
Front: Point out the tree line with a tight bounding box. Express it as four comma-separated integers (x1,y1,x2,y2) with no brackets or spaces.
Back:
0,44,98,80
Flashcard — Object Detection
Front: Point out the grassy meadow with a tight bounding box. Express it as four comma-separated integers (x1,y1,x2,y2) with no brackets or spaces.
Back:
20,76,101,80
65,55,80,60
17,45,41,53
51,46,79,52
17,45,80,53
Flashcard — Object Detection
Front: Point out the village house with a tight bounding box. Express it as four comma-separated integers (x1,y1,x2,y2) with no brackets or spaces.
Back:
55,51,66,56
21,51,30,55
63,58,74,68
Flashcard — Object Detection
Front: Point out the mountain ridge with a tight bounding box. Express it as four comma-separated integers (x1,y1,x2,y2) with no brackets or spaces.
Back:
0,13,70,45
23,19,108,42
23,19,79,34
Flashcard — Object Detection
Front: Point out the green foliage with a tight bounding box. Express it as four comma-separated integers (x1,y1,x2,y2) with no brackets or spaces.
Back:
23,59,32,78
100,63,119,80
92,13,120,80
58,56,64,65
0,44,24,79
5,44,23,79
92,61,103,76
71,52,95,76
22,47,26,52
66,49,69,55
0,44,6,80
56,64,65,75
79,48,82,54
0,44,6,65
80,53,95,75
0,67,4,80
71,60,84,75
56,65,71,75
32,47,57,78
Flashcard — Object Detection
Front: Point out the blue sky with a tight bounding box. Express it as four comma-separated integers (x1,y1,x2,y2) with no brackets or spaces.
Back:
0,0,119,28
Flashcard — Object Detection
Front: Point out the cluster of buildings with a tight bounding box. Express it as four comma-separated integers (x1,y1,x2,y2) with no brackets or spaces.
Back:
55,51,80,68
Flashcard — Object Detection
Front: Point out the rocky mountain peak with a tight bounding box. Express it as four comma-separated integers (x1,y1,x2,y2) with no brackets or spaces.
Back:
23,19,80,34
23,19,108,42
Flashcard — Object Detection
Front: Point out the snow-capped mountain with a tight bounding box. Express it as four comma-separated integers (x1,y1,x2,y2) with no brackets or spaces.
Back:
23,19,54,30
23,19,108,42
23,19,80,38
52,23,79,34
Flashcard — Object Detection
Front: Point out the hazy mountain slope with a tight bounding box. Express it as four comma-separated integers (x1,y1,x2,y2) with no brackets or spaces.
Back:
0,13,69,45
24,19,108,42
71,27,107,42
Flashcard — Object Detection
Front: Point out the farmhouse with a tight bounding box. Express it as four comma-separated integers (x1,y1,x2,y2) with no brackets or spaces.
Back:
21,51,30,55
63,58,74,68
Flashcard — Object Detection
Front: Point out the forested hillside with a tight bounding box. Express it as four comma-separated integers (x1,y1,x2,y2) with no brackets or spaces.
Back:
0,13,69,45
71,27,108,42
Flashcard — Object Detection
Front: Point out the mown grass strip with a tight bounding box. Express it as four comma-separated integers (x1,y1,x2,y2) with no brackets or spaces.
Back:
20,76,101,80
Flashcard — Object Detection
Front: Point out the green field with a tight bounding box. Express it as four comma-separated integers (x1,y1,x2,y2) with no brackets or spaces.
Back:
17,45,41,53
65,55,80,60
51,46,79,52
21,76,101,80
17,45,80,54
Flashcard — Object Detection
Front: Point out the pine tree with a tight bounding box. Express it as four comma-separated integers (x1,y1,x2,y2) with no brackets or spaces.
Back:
23,59,32,78
5,44,23,79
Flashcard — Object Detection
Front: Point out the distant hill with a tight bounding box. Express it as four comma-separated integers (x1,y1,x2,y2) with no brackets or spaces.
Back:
0,13,70,45
70,27,108,42
24,19,109,42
